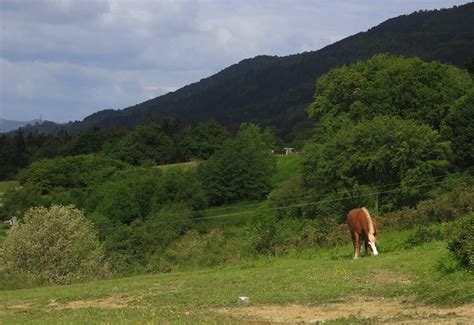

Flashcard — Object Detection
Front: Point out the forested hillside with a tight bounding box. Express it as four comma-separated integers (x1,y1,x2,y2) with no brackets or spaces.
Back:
18,3,474,140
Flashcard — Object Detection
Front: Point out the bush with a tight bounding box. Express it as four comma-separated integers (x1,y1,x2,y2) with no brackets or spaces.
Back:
164,229,241,268
17,154,127,192
101,203,194,273
2,205,108,284
404,224,445,248
448,213,474,272
379,185,474,229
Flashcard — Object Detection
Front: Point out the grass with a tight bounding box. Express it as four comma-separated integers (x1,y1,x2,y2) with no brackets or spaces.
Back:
1,238,472,323
270,154,302,186
0,181,19,194
154,161,200,171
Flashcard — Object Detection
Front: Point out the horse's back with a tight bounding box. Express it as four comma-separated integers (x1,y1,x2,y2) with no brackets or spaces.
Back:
347,208,368,233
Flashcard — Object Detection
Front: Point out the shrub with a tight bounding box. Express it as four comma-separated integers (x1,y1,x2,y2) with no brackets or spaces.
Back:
101,203,194,272
404,224,445,248
448,213,474,272
379,185,474,230
2,205,108,284
165,229,241,268
17,154,127,192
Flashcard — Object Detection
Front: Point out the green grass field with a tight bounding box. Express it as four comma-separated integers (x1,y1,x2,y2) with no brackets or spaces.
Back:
1,157,473,323
1,239,472,323
270,154,302,186
0,181,19,194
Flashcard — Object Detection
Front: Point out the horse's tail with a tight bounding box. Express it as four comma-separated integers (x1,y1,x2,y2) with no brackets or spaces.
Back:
362,207,375,241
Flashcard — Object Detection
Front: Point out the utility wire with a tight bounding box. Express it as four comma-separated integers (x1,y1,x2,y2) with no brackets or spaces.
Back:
94,175,472,231
92,171,472,226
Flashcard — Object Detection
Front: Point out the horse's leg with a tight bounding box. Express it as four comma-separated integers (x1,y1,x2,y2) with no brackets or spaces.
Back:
352,232,360,259
364,240,369,256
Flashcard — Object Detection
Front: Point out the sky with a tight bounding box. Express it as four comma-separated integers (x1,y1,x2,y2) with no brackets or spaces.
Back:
0,0,469,123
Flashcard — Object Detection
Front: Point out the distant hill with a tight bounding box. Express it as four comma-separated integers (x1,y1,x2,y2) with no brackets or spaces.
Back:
0,118,46,133
1,119,62,134
19,3,474,140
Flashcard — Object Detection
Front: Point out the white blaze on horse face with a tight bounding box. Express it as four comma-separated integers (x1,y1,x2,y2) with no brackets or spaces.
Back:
369,241,378,256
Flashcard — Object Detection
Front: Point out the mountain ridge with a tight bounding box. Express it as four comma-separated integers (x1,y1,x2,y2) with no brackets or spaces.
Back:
17,3,474,140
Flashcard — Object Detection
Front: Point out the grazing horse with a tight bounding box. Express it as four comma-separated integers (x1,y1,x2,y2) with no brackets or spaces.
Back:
347,207,378,259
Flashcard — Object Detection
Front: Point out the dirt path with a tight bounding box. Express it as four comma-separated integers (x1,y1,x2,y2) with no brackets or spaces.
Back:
216,297,474,324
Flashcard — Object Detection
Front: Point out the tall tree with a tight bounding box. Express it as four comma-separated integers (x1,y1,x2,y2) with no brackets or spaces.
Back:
307,54,472,141
199,123,276,205
302,116,451,213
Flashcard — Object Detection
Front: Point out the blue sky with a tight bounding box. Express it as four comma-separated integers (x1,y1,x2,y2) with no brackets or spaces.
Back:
0,0,468,122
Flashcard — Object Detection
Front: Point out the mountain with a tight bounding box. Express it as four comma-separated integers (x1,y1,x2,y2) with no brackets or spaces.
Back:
0,118,48,133
19,3,474,140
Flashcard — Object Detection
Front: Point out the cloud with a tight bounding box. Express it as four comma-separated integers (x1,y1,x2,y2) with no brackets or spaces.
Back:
0,0,468,122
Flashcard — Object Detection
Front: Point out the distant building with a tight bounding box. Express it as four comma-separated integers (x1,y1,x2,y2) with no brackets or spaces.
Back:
283,147,294,155
272,147,295,155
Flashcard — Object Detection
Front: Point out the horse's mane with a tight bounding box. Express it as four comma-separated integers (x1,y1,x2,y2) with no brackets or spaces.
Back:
362,207,375,241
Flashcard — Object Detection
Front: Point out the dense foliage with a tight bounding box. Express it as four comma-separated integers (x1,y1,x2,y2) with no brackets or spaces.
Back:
307,54,472,139
0,119,229,181
178,120,228,160
104,123,176,165
448,213,474,272
18,154,128,192
2,205,108,284
199,124,276,205
302,116,451,213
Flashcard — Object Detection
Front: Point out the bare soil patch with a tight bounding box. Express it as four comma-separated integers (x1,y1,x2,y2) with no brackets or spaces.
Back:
216,297,474,324
47,294,141,310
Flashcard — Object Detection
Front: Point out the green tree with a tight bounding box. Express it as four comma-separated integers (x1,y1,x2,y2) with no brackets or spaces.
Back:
2,205,108,284
104,122,176,165
199,123,276,205
18,154,127,192
441,89,474,168
307,54,472,140
302,116,451,213
0,183,45,220
92,167,207,224
178,120,228,160
102,203,193,271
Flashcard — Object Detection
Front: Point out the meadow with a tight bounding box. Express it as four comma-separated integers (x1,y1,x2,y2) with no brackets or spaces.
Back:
1,236,472,324
1,154,472,324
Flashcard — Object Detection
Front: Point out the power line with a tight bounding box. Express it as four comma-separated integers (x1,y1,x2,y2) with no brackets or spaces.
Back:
92,171,472,226
94,175,472,231
193,171,470,214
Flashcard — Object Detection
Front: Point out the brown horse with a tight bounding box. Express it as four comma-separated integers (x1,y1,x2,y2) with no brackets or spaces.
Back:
347,207,378,259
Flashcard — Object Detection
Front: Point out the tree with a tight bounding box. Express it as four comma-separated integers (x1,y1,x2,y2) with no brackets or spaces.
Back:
92,167,207,224
307,54,472,141
104,123,176,165
441,89,474,168
302,116,451,213
2,205,108,284
199,123,276,205
17,154,127,192
178,120,228,160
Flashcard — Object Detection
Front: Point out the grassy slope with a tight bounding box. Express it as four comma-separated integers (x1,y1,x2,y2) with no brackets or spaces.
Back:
1,240,472,323
2,156,473,323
